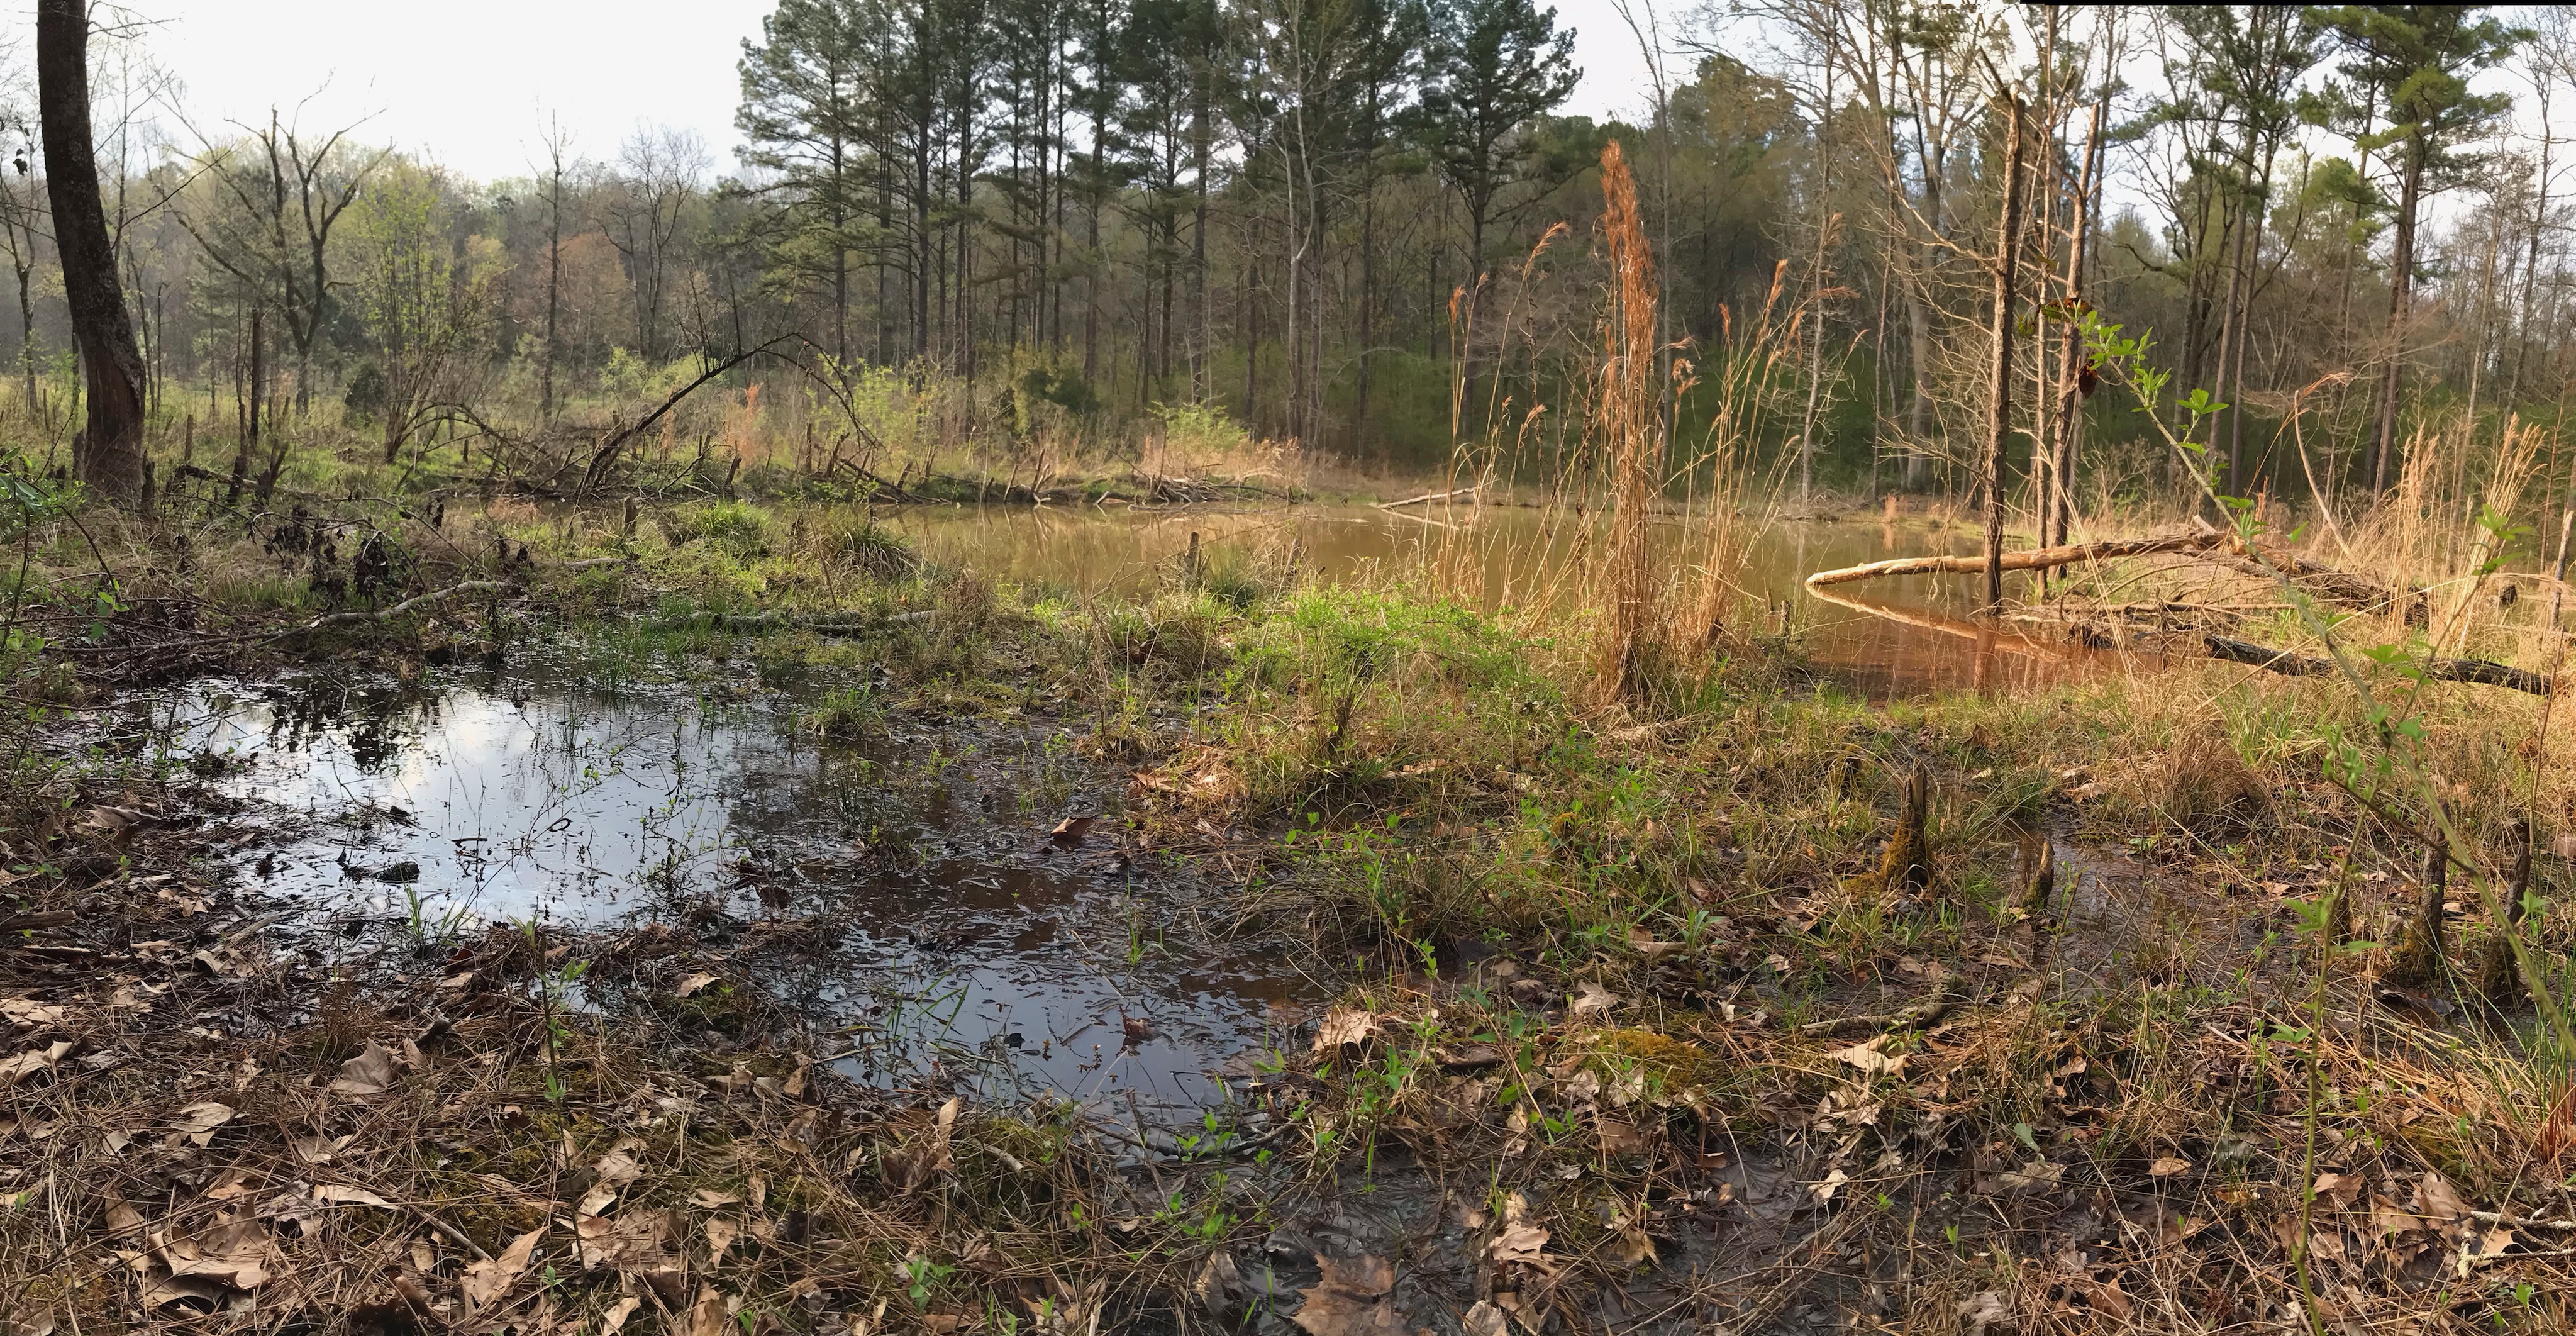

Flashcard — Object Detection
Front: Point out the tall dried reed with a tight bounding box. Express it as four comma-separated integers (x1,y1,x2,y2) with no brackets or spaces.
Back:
1593,140,1663,704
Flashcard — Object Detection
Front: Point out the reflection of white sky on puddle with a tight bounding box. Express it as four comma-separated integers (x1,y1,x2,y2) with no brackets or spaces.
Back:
173,679,1321,1116
188,687,757,924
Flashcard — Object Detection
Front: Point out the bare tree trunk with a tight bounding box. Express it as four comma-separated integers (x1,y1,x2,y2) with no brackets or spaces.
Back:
1982,92,2027,613
541,135,564,421
2051,99,2106,551
36,0,146,500
1797,50,1836,503
2371,148,2425,496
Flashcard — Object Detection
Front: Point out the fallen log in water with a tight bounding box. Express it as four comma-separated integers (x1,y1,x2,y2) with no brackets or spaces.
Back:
1804,528,2402,613
2203,634,2551,696
1378,486,1478,509
1802,532,2231,588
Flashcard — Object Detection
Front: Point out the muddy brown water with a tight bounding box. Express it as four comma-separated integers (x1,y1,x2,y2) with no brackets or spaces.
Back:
135,507,2115,1128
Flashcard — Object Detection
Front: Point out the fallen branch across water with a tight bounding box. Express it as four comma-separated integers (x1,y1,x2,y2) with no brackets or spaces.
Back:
1377,486,1477,509
1802,532,2229,588
1805,530,2403,613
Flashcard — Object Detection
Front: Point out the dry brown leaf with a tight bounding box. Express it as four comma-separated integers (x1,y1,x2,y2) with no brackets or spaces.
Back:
1957,1290,2012,1336
1291,1254,1404,1336
139,1271,227,1313
312,1184,394,1209
675,972,719,998
328,1042,398,1097
599,1296,641,1335
1570,981,1618,1021
685,1286,734,1336
291,1133,353,1166
689,1188,743,1208
1489,1218,1552,1271
1831,1038,1906,1079
462,1227,544,1309
2479,1225,2517,1259
1985,1160,2063,1194
1462,1300,1511,1336
1311,1007,1379,1057
2414,1171,2472,1226
0,1042,72,1087
160,1220,278,1290
172,1101,233,1146
2312,1172,2363,1210
0,999,64,1027
706,1216,741,1262
577,1209,677,1271
1626,928,1684,959
2147,1156,2191,1177
103,1192,145,1238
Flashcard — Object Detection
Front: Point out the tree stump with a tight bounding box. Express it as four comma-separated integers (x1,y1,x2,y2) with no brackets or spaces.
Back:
2385,837,2450,988
2475,820,2534,1003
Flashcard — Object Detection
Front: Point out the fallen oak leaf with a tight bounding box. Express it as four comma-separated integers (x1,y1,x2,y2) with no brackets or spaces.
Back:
1570,981,1619,1021
675,972,719,998
1311,1007,1379,1058
599,1296,641,1336
2312,1172,2363,1210
462,1227,545,1310
684,1286,734,1336
2147,1156,2192,1178
172,1101,233,1146
158,1220,279,1290
328,1042,398,1097
1831,1037,1907,1079
1291,1254,1406,1336
0,1042,72,1087
0,999,65,1027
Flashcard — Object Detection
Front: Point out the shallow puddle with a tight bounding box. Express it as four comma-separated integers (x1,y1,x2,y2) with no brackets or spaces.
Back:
152,668,1326,1120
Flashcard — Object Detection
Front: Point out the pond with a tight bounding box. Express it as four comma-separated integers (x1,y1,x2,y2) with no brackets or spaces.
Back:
886,501,2128,698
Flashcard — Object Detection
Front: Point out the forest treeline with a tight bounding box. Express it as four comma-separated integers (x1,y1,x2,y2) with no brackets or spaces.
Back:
9,3,2576,509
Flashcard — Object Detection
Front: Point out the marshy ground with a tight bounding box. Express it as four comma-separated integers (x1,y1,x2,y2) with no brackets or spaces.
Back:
6,482,2576,1336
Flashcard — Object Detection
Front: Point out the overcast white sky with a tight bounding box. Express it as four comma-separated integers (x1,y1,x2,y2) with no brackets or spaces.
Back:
92,0,1675,183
